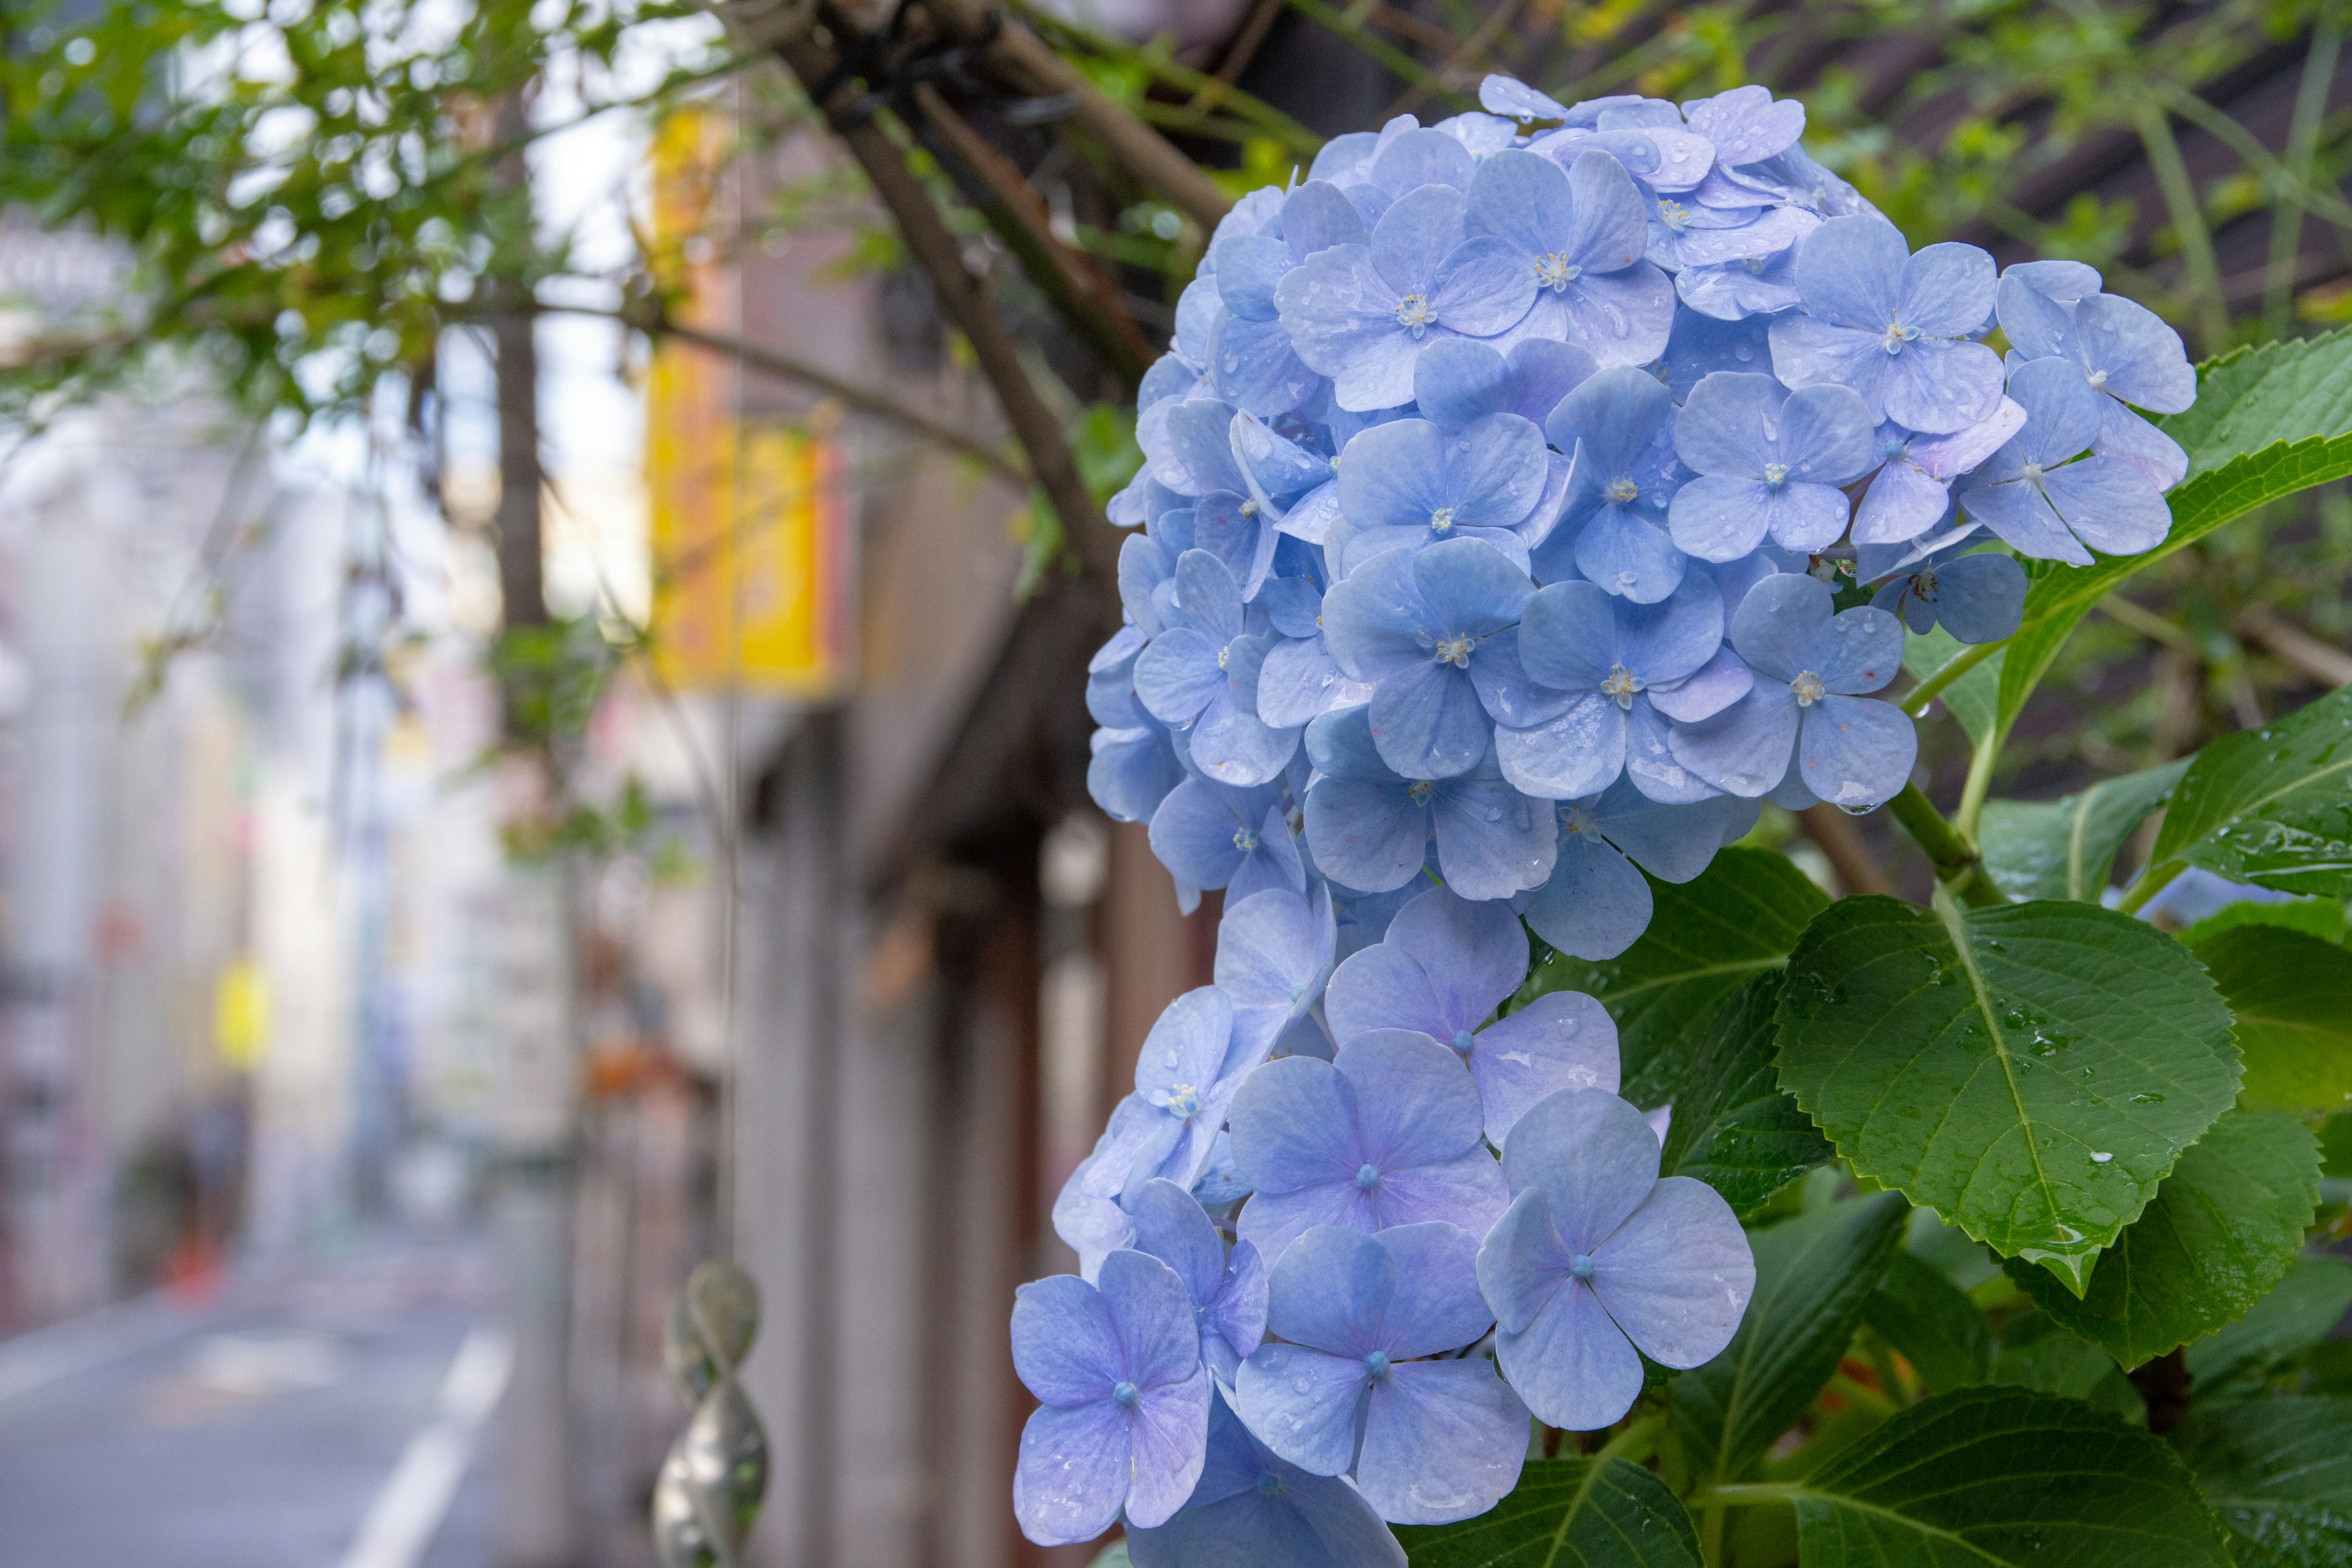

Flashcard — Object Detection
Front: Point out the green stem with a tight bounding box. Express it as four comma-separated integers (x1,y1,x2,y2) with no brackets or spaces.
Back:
1887,784,2006,907
2116,858,2187,916
2133,100,2232,353
1692,1482,1808,1510
1904,639,2000,720
1954,723,2002,842
1592,1412,1663,1468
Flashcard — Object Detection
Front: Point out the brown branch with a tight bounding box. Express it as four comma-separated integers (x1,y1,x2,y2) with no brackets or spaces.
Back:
2239,603,2352,687
1799,803,1894,897
771,26,1123,589
909,81,1153,386
1188,0,1286,118
1382,0,1525,121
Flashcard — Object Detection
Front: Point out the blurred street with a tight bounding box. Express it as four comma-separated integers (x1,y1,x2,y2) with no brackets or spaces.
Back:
0,1238,499,1568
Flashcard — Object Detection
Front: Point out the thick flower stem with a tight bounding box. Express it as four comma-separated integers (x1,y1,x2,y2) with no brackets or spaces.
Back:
1887,783,2005,907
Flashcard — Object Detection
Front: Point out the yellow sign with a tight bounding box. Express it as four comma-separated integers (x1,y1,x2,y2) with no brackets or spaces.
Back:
214,959,270,1069
644,108,848,694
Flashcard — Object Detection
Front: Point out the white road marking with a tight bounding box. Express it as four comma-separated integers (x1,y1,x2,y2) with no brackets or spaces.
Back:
334,1326,513,1568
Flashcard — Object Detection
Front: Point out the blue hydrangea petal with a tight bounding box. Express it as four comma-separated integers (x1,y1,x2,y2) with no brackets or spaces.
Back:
1432,237,1541,337
1518,826,1651,962
1175,276,1222,364
1337,418,1450,532
1895,241,1996,339
1959,475,2092,566
1370,183,1469,292
1649,203,1812,271
1588,1177,1752,1368
1503,339,1600,423
2002,356,2104,467
1673,370,1782,475
1304,775,1428,892
1796,695,1917,808
1496,1248,1645,1431
1468,627,1578,728
1414,338,1515,431
1675,249,1801,320
1778,383,1878,483
1017,1400,1134,1544
1667,475,1774,560
1192,658,1302,787
1215,235,1292,320
1480,75,1572,122
1494,692,1624,801
1431,764,1560,897
1310,130,1381,184
1127,1396,1404,1568
1136,629,1224,725
1551,263,1676,365
1322,546,1436,683
1212,312,1324,418
1130,1177,1229,1307
1374,1220,1496,1359
1475,1187,1571,1336
1150,776,1280,889
1013,1272,1128,1406
1592,782,1757,880
1276,246,1423,412
1646,645,1752,723
2043,454,2171,556
1994,269,2074,360
1765,312,1890,412
1164,399,1252,497
1227,805,1309,905
1324,946,1451,1047
1267,1223,1395,1357
1501,1086,1663,1250
1373,128,1478,195
1791,214,1905,328
1626,698,1730,805
1284,180,1370,262
1340,1030,1490,1172
1926,552,2027,643
1385,884,1530,1025
1174,547,1248,643
1853,456,1953,545
1468,986,1623,1138
1463,148,1579,261
1136,986,1240,1107
1575,501,1689,599
2075,294,2196,413
1661,309,1774,399
1518,578,1624,690
1366,1149,1513,1239
1357,1359,1529,1525
1218,886,1340,1055
1683,84,1804,164
1129,1371,1218,1529
1371,658,1492,780
1054,1156,1137,1280
1091,725,1185,824
1414,534,1538,633
1102,1243,1215,1392
1728,570,1832,680
1441,415,1551,530
1230,1055,1361,1195
1208,1242,1270,1378
1804,603,1904,695
1236,1343,1371,1477
2094,398,2189,491
1617,574,1725,682
1259,636,1366,728
1879,337,2003,435
1668,682,1801,797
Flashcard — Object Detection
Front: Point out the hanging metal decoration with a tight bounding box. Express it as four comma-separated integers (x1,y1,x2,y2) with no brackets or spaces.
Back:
652,1259,769,1568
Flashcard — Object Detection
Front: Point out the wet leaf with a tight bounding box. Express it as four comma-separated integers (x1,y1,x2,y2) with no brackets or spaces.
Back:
2185,1257,2352,1395
2195,924,2352,1118
2149,684,2352,897
1978,759,2190,902
1863,1250,1992,1394
1659,973,1833,1216
2174,1396,2352,1568
1393,1456,1701,1567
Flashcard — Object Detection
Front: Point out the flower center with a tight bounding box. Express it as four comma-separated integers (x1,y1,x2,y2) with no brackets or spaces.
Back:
1450,1027,1476,1055
1601,663,1644,709
1879,320,1917,355
1232,826,1259,853
1569,1254,1596,1281
1912,567,1940,601
1434,635,1474,668
1762,461,1790,489
1355,1162,1382,1191
1166,1084,1202,1118
2087,368,2108,390
1112,1380,1139,1408
1606,476,1640,504
1791,669,1826,706
1256,1473,1282,1499
1742,253,1769,274
1216,643,1230,670
1394,293,1438,337
1240,498,1259,516
1429,505,1456,534
2020,459,2046,484
1364,1351,1392,1380
1656,199,1690,233
1536,252,1583,290
1407,778,1436,805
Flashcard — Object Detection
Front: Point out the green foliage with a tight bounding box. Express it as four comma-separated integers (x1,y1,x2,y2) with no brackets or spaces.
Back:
2147,682,2352,898
1521,848,1828,1107
1861,1251,1992,1395
2185,1258,2352,1395
1977,759,2189,902
2003,1110,2321,1369
2179,895,2350,948
2195,924,2352,1117
2173,1397,2352,1567
1775,1388,2234,1566
1986,1311,2145,1419
1776,896,2242,1292
1393,1457,1702,1568
1657,974,1833,1217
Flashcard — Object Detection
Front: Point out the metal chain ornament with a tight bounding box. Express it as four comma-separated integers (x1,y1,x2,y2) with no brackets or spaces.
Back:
652,1259,769,1567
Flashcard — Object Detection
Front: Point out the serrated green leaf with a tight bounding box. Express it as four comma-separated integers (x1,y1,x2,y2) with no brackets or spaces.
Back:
2149,685,2352,897
1987,1311,2144,1419
2003,1110,2321,1368
2178,896,2349,948
2174,1396,2352,1568
2194,924,2352,1117
1862,1250,1992,1394
1670,1193,1905,1488
2185,1257,2352,1395
1773,1387,2234,1567
1521,848,1827,1107
1775,896,2241,1291
1978,759,2190,902
2160,327,2352,481
1392,1456,1702,1568
1659,973,1833,1216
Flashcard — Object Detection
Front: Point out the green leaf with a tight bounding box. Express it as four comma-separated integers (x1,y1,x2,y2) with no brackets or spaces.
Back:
2003,1110,2321,1368
1901,625,2001,745
1393,1456,1702,1567
1658,974,1833,1215
1521,848,1827,1107
2148,684,2352,897
2323,1112,2352,1178
1988,1311,2144,1419
1776,896,2242,1291
2179,895,2349,948
1670,1193,1905,1487
2194,924,2352,1117
2160,327,2352,484
2174,1396,2352,1568
1863,1250,1992,1394
2185,1257,2352,1394
1774,1387,2234,1566
1087,1542,1131,1568
1977,759,2191,902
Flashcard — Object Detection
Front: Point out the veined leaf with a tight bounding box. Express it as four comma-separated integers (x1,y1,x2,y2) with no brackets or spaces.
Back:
2178,895,2349,948
1520,848,1827,1107
1776,897,2241,1292
2149,684,2352,898
2160,326,2352,482
1863,1250,1992,1395
1772,1387,2233,1566
1987,1311,2143,1419
1900,624,2001,745
1669,1193,1905,1488
1978,759,2190,902
2185,1257,2352,1395
2003,1110,2320,1368
2195,924,2352,1117
2174,1396,2352,1568
1659,974,1833,1216
1393,1456,1702,1568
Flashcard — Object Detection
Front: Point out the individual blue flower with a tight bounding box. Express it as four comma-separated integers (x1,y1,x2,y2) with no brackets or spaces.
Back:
1644,195,1815,275
1463,148,1675,366
1150,778,1298,912
1681,85,1806,167
1476,1089,1753,1431
1086,986,1268,1209
1320,537,1537,778
1227,1031,1510,1262
1324,886,1620,1140
1667,571,1915,806
1850,399,2025,546
1413,335,1597,432
1256,570,1376,729
1300,705,1557,900
1768,216,2003,433
1145,402,1294,597
1864,538,2027,644
1531,120,1716,197
1091,723,1186,825
1135,550,1302,786
1496,576,1740,802
1206,205,1341,418
1129,1178,1270,1389
1997,270,2197,489
1953,357,2171,566
1278,184,1539,412
1332,416,1551,575
1528,365,1687,600
1675,244,1800,320
1668,370,1877,559
1125,1391,1406,1568
1233,414,1343,548
1216,884,1340,1059
1236,1223,1528,1525
1517,782,1759,960
1013,1248,1212,1542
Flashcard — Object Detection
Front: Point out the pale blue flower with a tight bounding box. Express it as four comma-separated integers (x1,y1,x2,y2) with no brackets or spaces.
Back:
1477,1088,1752,1431
1865,539,2027,644
1463,148,1675,366
1674,244,1801,320
1125,1392,1405,1568
1216,884,1340,1059
1324,886,1620,1140
1089,624,1152,730
1997,268,2196,489
1645,196,1815,274
1227,1032,1510,1262
1150,778,1299,910
1332,415,1553,575
1300,705,1558,900
1412,336,1597,433
1681,85,1806,166
1083,987,1268,1213
1666,571,1915,806
1528,364,1687,600
1954,357,2171,567
1657,308,1774,401
1237,1223,1528,1524
1668,370,1877,559
1135,550,1302,785
1013,1249,1212,1542
1091,723,1186,825
1129,1178,1270,1389
1850,400,2024,546
1768,216,2003,433
1256,562,1376,729
1516,782,1759,959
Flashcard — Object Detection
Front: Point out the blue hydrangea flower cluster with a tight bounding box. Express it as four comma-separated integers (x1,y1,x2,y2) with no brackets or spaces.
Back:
1021,73,2195,1559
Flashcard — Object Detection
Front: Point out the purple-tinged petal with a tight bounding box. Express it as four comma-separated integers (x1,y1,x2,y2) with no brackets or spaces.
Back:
1016,1400,1132,1545
1135,987,1240,1104
1683,85,1804,164
1338,1030,1488,1172
1477,1188,1571,1333
1646,646,1751,723
1229,1055,1361,1197
1267,1224,1394,1357
1013,1273,1125,1406
1357,1360,1529,1524
1909,397,2027,479
1368,1149,1512,1237
1239,1184,1382,1263
2075,293,2195,413
1499,1087,1662,1253
1468,987,1622,1139
1496,1270,1645,1433
1129,1371,1216,1528
1324,946,1451,1046
1431,766,1560,897
1588,1176,1753,1368
1593,782,1756,881
1209,1241,1270,1371
1129,1178,1227,1306
2094,398,2189,491
1384,885,1529,1028
1236,1343,1370,1476
1433,238,1540,337
1796,695,1917,809
1373,1221,1494,1359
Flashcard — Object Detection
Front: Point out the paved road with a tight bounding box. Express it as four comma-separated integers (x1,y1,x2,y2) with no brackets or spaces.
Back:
0,1238,499,1568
